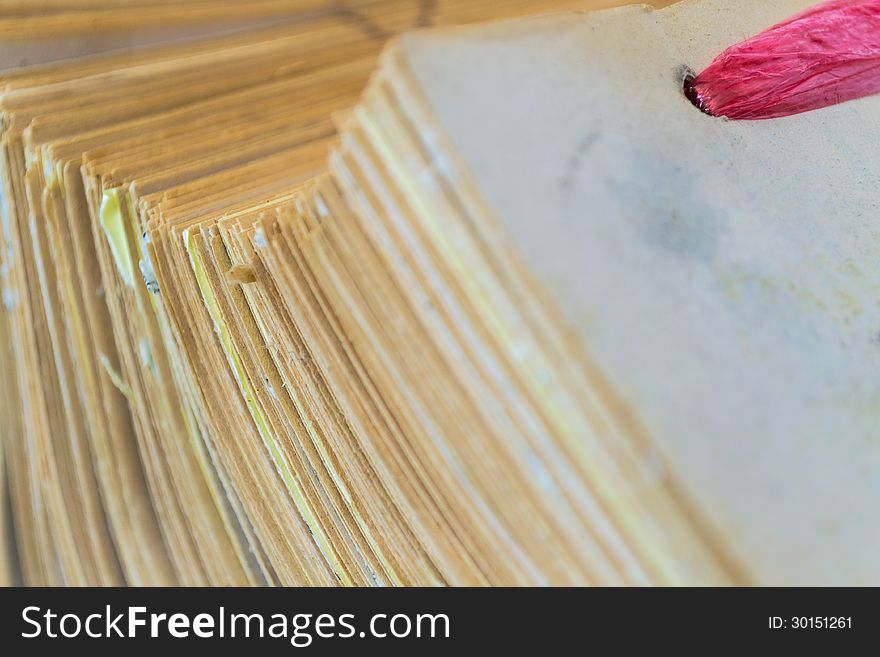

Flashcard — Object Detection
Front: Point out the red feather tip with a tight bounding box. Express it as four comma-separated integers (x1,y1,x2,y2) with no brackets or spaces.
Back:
685,0,880,120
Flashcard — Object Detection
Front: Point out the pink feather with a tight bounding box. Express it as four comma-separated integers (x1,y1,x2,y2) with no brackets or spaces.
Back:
685,0,880,120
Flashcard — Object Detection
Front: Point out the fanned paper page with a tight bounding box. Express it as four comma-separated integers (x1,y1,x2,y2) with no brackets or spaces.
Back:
384,0,880,583
2,0,634,587
0,0,326,67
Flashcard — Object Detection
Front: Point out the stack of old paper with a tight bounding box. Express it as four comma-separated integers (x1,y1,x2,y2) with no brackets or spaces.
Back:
5,0,876,587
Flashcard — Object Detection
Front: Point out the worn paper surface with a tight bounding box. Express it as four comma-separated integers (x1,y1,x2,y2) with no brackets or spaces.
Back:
401,0,880,583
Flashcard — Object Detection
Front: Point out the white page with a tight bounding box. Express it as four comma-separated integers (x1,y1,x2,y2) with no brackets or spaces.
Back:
399,0,880,584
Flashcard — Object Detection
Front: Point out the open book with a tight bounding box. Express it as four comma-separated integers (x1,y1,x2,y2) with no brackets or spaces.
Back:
2,0,875,586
